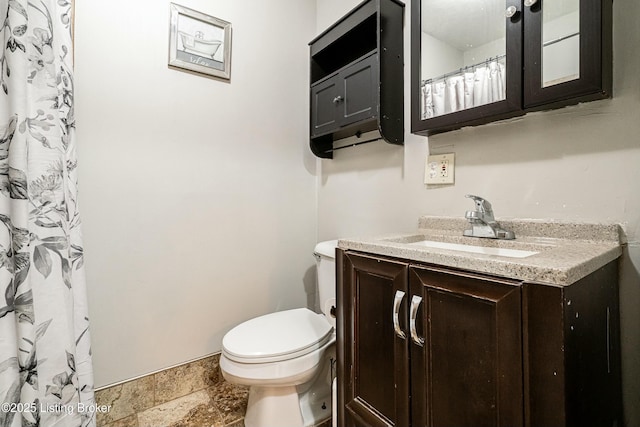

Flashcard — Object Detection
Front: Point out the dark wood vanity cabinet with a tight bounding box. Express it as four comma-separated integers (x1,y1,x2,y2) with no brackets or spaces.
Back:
337,249,622,427
309,0,404,159
338,251,522,427
410,0,612,136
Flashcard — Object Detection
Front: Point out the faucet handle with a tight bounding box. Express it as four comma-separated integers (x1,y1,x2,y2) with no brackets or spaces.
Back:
465,194,493,214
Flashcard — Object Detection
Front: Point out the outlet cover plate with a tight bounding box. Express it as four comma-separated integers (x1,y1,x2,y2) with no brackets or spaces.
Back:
425,153,455,184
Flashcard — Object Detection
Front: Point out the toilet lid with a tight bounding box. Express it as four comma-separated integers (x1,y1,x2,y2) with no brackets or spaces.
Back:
222,308,333,363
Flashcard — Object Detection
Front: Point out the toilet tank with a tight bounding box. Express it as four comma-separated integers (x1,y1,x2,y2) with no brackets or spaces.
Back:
314,240,338,324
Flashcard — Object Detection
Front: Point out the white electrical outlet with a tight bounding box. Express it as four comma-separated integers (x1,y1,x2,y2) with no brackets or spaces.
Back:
424,153,455,185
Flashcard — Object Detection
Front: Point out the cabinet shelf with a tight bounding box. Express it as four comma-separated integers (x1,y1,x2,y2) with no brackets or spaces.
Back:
309,0,404,158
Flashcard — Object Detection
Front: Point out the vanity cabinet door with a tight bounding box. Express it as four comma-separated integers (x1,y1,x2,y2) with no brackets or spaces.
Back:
408,265,523,427
339,251,410,427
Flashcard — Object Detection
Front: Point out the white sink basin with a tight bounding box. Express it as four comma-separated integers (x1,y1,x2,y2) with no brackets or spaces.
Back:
407,240,538,258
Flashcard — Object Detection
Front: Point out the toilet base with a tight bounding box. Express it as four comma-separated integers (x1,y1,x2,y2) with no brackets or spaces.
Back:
243,345,334,427
245,386,303,427
244,384,332,427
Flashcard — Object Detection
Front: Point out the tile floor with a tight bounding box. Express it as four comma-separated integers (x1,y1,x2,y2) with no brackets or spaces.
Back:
95,354,248,427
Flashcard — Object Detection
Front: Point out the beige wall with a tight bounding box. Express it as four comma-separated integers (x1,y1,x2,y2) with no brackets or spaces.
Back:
316,0,639,425
75,0,318,387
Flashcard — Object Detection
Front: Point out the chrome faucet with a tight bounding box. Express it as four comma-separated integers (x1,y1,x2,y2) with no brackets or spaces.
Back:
463,195,515,240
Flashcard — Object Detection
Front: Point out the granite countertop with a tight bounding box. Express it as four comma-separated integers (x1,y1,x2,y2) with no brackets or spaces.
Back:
337,216,624,286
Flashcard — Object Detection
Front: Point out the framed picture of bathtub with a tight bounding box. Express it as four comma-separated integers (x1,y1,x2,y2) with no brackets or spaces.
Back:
168,3,232,80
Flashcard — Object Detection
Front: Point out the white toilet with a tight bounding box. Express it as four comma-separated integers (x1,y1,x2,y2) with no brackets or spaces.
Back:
220,240,338,427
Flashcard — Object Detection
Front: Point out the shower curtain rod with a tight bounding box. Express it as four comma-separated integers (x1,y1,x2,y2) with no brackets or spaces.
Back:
421,54,506,86
420,31,580,87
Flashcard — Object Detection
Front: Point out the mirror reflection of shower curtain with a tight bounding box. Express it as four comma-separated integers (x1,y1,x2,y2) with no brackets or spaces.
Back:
0,1,96,426
422,58,506,119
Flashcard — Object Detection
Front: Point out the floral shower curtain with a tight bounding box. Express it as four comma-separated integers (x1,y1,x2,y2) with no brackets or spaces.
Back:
0,0,95,426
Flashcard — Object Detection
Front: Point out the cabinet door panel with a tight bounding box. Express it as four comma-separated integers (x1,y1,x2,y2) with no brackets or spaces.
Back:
355,272,397,417
340,252,410,427
410,266,523,427
311,77,339,137
522,0,612,109
342,54,378,127
410,0,524,136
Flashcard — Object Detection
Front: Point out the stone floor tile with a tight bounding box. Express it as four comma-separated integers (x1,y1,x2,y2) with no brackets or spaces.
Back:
95,376,154,426
138,390,214,427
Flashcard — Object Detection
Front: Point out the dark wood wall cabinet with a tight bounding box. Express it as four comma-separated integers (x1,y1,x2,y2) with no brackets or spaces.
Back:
309,0,404,159
411,0,613,136
337,249,622,427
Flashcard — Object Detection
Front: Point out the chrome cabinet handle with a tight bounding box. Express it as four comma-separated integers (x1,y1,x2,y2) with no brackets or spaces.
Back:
505,5,518,18
393,290,406,339
410,295,425,346
332,95,343,103
524,0,537,7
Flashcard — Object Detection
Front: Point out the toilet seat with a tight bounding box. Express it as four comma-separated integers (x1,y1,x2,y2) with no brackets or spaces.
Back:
222,308,333,364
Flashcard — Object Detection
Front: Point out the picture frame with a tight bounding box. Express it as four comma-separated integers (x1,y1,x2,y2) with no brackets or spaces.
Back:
168,3,232,80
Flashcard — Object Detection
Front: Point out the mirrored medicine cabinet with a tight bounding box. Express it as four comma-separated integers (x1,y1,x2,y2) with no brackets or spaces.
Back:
411,0,612,136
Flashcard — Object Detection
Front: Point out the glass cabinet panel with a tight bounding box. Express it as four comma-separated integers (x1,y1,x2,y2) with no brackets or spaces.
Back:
420,0,507,119
411,0,610,136
541,0,580,87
